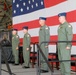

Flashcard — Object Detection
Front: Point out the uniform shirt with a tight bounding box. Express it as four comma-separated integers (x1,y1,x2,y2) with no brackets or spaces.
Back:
58,22,73,47
23,33,31,49
39,25,50,46
12,34,19,49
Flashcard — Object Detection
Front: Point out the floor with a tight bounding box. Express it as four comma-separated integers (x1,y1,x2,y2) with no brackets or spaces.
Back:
1,64,76,75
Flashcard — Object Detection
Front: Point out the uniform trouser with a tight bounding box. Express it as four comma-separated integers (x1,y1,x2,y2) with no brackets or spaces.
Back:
12,48,19,64
58,44,71,75
23,49,30,67
40,45,48,71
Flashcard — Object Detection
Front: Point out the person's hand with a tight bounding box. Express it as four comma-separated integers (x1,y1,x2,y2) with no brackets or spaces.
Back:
26,48,29,51
66,46,70,50
45,46,48,48
16,47,18,50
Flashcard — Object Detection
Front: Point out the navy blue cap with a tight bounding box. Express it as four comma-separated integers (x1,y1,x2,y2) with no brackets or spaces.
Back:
39,17,46,20
12,29,18,31
58,12,66,17
23,26,28,30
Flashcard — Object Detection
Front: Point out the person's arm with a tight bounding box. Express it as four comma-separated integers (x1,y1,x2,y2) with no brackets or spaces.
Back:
45,26,50,47
66,24,73,49
16,35,19,50
26,34,31,50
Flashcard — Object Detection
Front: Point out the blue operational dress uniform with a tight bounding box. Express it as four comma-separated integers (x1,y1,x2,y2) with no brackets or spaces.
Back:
58,13,73,75
39,17,50,72
23,26,31,68
12,29,19,65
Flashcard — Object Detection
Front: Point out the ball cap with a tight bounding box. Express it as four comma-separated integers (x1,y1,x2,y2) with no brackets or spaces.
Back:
23,26,28,30
39,17,46,20
58,12,66,17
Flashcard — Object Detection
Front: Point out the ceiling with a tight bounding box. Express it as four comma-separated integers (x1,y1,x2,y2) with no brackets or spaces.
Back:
0,0,12,30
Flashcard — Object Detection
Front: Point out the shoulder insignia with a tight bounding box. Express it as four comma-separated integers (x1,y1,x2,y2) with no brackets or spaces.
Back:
16,35,19,38
45,27,48,29
27,35,30,37
45,26,49,29
68,25,71,28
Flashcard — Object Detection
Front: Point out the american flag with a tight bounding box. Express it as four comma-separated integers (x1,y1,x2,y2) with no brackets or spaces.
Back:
12,0,76,54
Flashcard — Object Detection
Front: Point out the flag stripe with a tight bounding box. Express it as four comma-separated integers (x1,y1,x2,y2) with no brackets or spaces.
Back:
13,10,76,30
44,0,66,8
13,0,76,25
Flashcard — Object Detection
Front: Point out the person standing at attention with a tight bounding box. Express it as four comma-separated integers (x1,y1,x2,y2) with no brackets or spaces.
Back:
22,26,31,68
12,29,19,65
58,12,73,75
39,17,50,73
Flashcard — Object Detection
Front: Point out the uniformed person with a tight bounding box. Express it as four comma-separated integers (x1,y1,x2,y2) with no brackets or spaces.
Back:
12,29,19,65
58,12,73,75
39,17,50,73
22,26,31,68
